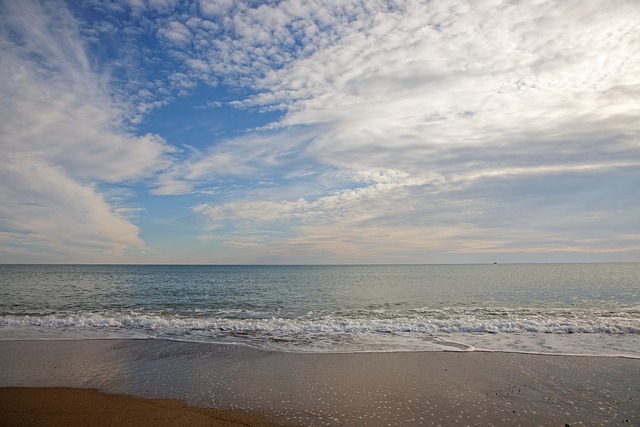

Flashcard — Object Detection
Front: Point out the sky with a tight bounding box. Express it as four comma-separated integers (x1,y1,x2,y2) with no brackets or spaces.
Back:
0,0,639,264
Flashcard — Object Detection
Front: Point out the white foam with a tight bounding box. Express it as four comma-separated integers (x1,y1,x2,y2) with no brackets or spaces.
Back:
2,310,638,334
1,309,639,356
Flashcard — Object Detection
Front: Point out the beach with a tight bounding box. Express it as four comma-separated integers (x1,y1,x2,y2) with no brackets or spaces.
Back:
1,339,638,426
0,387,279,427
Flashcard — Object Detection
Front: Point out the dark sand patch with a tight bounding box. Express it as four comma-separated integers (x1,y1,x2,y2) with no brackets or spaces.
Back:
0,387,281,427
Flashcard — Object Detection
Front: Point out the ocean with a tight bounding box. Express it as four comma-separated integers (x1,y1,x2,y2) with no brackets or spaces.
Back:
1,263,639,357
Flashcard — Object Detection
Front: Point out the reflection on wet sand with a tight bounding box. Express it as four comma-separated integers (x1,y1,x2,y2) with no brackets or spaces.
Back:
1,339,638,426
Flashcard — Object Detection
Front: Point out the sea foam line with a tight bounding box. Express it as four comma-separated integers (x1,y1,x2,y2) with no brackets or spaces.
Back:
1,311,639,335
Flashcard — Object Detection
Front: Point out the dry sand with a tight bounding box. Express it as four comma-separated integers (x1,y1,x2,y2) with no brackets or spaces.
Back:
1,339,638,426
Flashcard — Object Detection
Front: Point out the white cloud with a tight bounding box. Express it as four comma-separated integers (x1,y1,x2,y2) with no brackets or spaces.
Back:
151,126,321,195
0,0,173,260
3,80,173,182
193,168,433,224
141,0,638,260
258,0,639,163
4,0,638,262
158,20,193,45
0,157,145,261
150,0,639,169
191,168,452,258
198,0,233,17
193,163,640,261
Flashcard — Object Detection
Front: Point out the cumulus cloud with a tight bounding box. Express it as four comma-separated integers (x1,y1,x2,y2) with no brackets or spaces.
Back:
0,0,172,261
198,0,233,17
158,21,192,46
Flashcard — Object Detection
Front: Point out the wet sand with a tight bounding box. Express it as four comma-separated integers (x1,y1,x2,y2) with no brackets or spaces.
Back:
0,387,281,427
1,339,638,426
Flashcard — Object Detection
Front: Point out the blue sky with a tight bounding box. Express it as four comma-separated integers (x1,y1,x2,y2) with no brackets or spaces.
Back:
1,0,639,264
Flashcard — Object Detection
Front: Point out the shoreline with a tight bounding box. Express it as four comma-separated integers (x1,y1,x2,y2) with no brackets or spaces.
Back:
2,335,640,359
2,333,638,359
1,339,639,426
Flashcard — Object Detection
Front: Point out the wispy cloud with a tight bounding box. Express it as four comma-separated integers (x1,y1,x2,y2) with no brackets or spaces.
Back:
0,157,145,261
0,0,172,260
1,0,638,262
152,126,322,195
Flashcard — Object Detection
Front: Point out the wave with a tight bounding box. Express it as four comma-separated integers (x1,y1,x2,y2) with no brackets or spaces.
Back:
1,307,639,337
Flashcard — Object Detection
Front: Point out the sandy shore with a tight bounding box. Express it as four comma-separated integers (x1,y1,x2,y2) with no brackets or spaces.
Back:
1,339,638,426
0,387,281,427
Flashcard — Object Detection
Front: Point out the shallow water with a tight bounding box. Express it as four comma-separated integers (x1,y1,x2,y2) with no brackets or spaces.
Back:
1,263,639,356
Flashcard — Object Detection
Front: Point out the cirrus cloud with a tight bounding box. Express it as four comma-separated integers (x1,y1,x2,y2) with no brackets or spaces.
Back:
0,0,172,261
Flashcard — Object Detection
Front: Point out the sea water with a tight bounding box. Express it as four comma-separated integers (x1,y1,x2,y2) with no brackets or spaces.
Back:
1,263,638,357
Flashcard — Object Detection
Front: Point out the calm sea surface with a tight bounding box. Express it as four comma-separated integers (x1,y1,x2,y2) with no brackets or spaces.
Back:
1,263,639,356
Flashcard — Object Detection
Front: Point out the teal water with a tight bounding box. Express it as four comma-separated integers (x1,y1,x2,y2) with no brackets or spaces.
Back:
1,263,639,355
